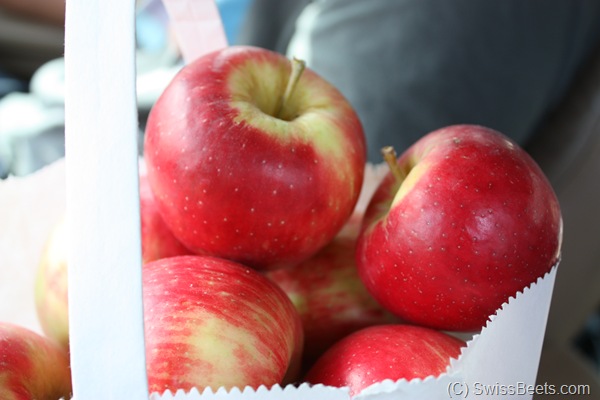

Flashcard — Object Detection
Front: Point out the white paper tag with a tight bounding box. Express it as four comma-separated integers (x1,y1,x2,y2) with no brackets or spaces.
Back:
64,0,148,398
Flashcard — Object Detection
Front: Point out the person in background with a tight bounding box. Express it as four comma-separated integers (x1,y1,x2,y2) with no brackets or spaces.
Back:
238,0,600,163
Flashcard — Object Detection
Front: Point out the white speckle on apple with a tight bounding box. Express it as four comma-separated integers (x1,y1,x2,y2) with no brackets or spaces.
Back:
250,208,255,213
272,190,278,195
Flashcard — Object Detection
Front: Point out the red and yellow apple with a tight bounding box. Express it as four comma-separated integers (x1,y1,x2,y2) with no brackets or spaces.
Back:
144,45,366,271
304,324,465,397
0,322,72,400
356,124,563,331
266,214,398,369
143,255,304,393
34,219,69,352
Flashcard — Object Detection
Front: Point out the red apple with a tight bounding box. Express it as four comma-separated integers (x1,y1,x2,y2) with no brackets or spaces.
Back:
139,172,193,263
266,214,398,369
356,124,563,331
34,174,191,350
144,45,366,271
304,324,465,397
0,322,72,400
143,255,304,393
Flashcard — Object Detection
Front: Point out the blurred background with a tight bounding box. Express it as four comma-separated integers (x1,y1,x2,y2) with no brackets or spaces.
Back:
1,0,599,398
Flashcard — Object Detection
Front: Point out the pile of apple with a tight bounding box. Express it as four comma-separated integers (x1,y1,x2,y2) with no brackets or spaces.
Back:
1,46,563,399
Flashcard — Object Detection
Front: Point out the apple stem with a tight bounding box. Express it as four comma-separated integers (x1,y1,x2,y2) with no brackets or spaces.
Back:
276,57,306,119
381,146,405,184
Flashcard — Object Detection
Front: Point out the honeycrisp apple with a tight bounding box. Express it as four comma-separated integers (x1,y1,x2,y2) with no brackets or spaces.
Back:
0,322,72,400
304,324,465,397
356,124,563,332
143,255,304,393
266,214,398,369
144,45,366,270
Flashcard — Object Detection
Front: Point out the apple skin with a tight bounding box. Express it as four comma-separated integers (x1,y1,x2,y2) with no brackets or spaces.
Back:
304,324,465,397
356,124,563,331
139,172,194,263
34,174,192,351
265,213,399,370
34,219,69,352
143,255,304,393
0,322,72,400
144,45,366,271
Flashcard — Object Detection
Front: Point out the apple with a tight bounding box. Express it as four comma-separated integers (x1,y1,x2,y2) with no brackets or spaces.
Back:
139,171,193,263
304,324,465,397
356,124,563,331
265,214,399,370
34,174,192,350
34,218,69,352
144,45,366,271
143,255,304,393
0,322,72,400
